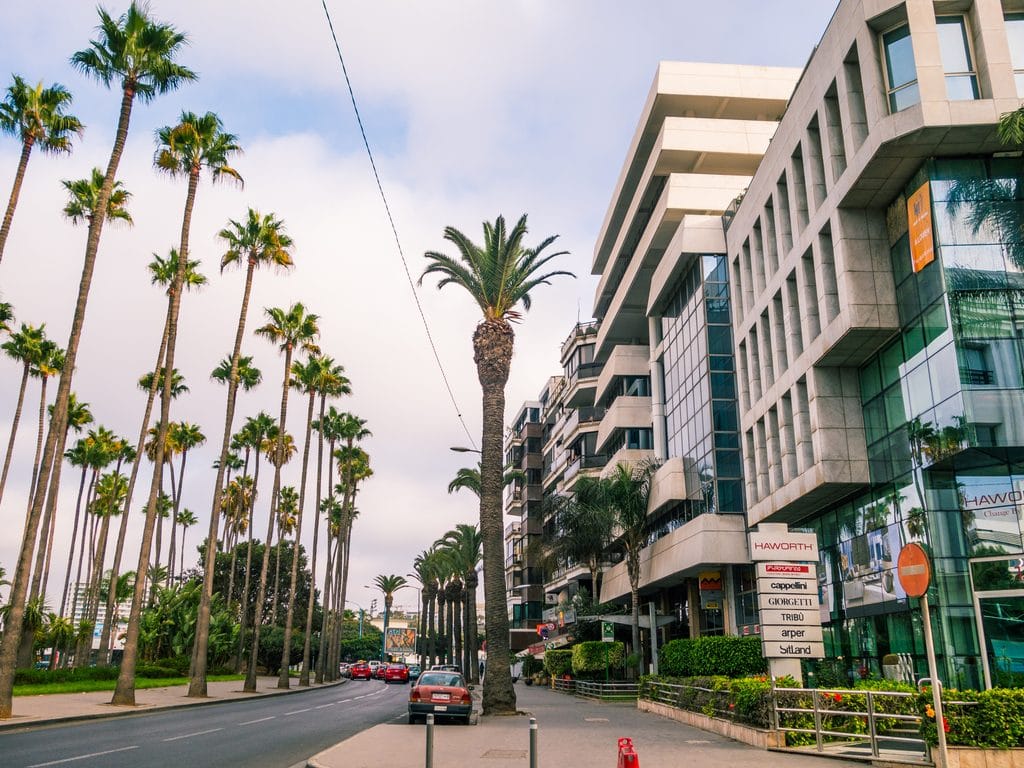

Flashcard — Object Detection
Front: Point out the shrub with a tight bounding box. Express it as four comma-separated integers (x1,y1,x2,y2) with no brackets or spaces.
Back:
659,636,766,678
151,656,191,675
918,688,1024,748
572,641,624,679
543,649,572,678
135,665,181,679
14,666,119,685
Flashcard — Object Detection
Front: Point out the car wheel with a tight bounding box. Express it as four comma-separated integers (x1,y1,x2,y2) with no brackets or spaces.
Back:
408,713,419,725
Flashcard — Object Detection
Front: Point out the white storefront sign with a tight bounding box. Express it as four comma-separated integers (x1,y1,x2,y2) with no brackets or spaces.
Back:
761,624,824,643
758,592,820,611
761,641,826,658
760,608,815,625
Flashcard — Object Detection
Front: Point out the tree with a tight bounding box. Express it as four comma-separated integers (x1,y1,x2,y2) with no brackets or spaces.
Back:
166,421,206,582
436,524,482,682
372,574,408,661
61,169,132,227
211,354,261,391
176,509,198,575
192,208,293,697
0,75,83,264
244,303,319,692
605,462,657,677
418,213,572,713
544,477,614,600
0,2,195,718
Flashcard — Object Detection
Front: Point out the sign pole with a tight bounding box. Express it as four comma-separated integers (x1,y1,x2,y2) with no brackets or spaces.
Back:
921,594,948,768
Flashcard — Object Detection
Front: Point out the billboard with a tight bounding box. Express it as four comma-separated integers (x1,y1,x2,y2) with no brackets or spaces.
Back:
385,627,417,656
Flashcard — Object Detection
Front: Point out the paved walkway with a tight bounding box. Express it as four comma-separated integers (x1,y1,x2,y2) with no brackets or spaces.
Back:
309,682,866,768
1,676,343,729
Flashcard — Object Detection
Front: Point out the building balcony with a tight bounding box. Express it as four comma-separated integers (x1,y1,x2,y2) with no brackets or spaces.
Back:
600,447,655,478
560,321,599,360
563,453,610,486
563,405,605,445
595,395,652,454
596,345,650,405
565,362,604,408
504,521,522,540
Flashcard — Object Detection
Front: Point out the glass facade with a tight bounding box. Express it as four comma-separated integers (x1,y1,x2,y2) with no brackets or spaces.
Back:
661,254,743,516
807,157,1024,689
1007,13,1024,96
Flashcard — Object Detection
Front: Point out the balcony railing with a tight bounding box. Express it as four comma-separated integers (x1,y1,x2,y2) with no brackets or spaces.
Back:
560,321,598,358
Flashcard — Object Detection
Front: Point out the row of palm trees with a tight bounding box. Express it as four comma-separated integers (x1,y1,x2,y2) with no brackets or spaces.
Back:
0,2,374,716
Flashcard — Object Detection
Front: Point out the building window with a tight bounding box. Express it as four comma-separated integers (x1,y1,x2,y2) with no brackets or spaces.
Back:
1007,14,1024,96
883,23,920,112
936,16,979,100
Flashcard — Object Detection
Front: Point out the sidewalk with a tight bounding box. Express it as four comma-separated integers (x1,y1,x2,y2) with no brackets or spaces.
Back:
0,675,344,730
309,682,865,768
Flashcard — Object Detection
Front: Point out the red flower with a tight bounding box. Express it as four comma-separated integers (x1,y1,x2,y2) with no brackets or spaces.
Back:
834,693,843,703
943,718,951,733
728,703,735,710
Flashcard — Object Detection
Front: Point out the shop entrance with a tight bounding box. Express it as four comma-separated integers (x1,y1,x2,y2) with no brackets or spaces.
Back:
970,555,1024,688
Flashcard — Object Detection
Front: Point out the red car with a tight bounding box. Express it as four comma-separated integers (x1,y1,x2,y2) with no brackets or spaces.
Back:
408,671,473,724
384,663,410,684
350,662,372,680
374,663,389,680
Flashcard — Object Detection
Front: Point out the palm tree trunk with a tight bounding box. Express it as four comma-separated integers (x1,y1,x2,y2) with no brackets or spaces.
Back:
463,581,473,683
0,84,137,718
245,346,294,693
26,377,48,515
453,588,463,672
191,259,256,696
98,310,170,665
270,529,282,625
168,449,187,584
315,437,336,683
475,319,516,714
234,450,260,674
279,390,315,687
78,513,111,664
70,472,98,634
427,587,436,666
112,160,194,707
0,365,30,508
300,395,326,686
31,417,73,602
630,582,641,678
0,136,34,265
59,466,88,619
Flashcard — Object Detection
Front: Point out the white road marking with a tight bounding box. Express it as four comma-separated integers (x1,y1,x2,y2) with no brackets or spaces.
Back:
27,746,138,767
162,727,223,742
315,702,336,709
339,698,353,703
284,707,312,716
238,716,276,725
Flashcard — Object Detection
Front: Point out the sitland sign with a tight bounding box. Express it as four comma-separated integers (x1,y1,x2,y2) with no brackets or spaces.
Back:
748,530,818,561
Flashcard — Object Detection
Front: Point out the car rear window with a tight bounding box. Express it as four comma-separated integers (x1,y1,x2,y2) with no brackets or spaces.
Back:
418,673,462,687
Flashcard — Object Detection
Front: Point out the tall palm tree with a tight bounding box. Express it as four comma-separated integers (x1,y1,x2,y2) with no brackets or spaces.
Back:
272,485,298,625
0,323,54,506
412,549,441,667
244,304,318,693
544,478,614,601
605,462,656,677
0,75,83,265
419,213,572,714
437,524,483,683
211,354,261,391
0,3,195,717
192,209,294,697
297,357,349,685
372,574,408,661
26,343,65,510
277,355,351,686
61,169,133,227
166,422,205,582
312,407,347,683
34,393,92,603
176,508,198,575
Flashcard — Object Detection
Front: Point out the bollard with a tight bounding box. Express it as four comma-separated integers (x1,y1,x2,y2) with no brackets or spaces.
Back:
529,717,538,768
617,736,639,768
425,713,434,768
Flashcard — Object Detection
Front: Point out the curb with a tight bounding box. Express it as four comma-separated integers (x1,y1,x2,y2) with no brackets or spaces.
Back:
0,678,348,733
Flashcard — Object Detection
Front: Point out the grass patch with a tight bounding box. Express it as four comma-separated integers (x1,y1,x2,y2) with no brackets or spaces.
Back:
13,674,244,697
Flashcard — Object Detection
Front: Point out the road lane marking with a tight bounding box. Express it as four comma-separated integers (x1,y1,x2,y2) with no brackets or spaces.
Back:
27,746,138,767
284,707,312,716
238,716,276,725
315,702,336,709
338,698,353,703
162,727,223,742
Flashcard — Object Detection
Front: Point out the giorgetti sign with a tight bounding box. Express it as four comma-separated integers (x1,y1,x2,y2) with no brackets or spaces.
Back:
748,530,818,562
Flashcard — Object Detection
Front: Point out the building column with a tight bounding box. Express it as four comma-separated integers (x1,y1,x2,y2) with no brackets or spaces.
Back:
649,316,669,461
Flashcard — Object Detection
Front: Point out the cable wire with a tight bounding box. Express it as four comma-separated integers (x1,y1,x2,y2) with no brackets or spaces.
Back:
318,0,477,449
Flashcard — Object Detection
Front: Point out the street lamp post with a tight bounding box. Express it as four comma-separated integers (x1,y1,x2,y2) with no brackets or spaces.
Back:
449,446,481,453
344,600,365,639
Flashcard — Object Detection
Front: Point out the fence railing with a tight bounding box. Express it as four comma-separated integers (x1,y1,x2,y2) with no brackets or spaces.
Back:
550,678,638,701
643,680,764,726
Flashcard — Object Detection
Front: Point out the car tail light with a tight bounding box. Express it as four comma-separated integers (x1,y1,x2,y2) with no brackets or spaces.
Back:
459,690,472,704
410,688,421,702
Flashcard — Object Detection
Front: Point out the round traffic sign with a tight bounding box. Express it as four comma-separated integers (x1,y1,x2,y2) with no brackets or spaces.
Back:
897,543,931,598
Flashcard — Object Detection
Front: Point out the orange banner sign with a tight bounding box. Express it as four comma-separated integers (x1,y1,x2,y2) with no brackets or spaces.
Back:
907,182,934,273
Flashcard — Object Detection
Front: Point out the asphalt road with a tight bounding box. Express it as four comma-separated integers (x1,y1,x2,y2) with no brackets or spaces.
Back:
0,678,410,768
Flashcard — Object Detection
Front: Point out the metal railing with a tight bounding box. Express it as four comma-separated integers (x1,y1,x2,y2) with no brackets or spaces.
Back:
550,678,638,701
643,680,759,724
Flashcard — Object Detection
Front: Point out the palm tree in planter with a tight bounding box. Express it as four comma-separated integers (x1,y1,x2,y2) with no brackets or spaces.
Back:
1,3,194,715
243,303,318,692
195,209,294,695
419,213,572,713
372,574,408,661
0,75,83,265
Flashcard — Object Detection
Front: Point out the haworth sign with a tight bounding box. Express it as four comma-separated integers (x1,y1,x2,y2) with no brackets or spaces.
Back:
748,531,818,561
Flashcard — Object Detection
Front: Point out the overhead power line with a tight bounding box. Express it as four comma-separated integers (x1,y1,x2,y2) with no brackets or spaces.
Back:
318,0,476,450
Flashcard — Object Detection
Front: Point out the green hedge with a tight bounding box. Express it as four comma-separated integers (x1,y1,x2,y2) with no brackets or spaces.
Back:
918,688,1024,748
572,641,624,679
543,649,573,678
659,636,766,678
14,665,183,685
640,674,772,727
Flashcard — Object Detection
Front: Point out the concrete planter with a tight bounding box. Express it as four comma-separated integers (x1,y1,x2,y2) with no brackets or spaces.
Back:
637,699,783,749
946,747,1024,768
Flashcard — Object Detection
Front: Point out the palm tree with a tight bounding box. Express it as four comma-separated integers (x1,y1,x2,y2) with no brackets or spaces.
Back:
192,209,293,697
0,302,13,337
0,75,83,265
299,357,349,685
448,463,524,497
61,169,132,227
437,524,483,682
412,549,441,667
26,343,65,510
419,213,572,714
243,304,318,693
272,485,299,625
46,613,75,670
176,509,198,575
166,422,205,582
544,477,614,601
372,574,408,661
211,354,261,391
0,323,55,506
606,462,657,677
312,407,347,683
1,2,195,716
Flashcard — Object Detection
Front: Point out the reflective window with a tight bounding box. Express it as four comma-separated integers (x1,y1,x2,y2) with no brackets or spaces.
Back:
1006,14,1024,96
883,24,920,112
936,16,979,100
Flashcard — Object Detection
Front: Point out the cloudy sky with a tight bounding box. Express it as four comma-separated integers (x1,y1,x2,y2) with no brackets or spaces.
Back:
0,1,837,616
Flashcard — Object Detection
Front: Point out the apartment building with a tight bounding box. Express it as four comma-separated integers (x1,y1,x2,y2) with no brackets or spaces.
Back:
506,0,1024,689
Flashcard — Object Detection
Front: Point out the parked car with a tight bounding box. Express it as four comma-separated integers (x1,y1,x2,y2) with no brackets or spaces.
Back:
408,664,422,681
367,660,382,674
374,663,389,680
408,671,473,725
384,663,410,684
429,664,461,674
339,663,352,678
350,662,372,680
